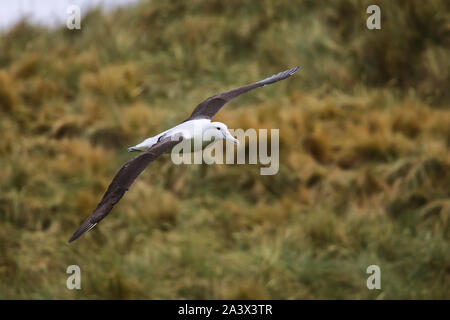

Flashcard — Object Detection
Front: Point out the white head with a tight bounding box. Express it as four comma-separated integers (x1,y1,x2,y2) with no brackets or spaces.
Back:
209,122,239,145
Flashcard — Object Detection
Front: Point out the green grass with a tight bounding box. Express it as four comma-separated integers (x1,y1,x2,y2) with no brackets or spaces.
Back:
0,0,449,299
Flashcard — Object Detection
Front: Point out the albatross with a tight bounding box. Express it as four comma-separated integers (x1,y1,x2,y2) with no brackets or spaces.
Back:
68,66,300,242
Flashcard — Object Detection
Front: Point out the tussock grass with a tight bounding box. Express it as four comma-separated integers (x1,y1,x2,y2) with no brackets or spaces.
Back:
0,0,449,299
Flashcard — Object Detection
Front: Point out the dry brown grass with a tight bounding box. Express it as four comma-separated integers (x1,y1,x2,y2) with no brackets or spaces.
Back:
0,0,448,299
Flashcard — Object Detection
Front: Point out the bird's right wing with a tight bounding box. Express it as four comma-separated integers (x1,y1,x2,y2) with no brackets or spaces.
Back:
68,136,183,243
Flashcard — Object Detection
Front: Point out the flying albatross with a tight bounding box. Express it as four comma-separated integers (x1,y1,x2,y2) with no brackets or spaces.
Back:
68,66,300,242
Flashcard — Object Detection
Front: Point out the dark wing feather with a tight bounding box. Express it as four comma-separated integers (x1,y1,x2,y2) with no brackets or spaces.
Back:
68,136,182,243
185,66,300,121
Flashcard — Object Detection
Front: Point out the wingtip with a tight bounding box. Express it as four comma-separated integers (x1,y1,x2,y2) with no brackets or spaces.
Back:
68,234,78,243
68,230,82,243
290,66,301,74
68,221,97,243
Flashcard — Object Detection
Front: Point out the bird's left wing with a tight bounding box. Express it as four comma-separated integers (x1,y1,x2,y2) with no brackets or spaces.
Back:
68,136,183,243
185,66,300,121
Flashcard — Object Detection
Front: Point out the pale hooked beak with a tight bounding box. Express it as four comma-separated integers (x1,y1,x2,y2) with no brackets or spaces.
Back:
224,132,239,145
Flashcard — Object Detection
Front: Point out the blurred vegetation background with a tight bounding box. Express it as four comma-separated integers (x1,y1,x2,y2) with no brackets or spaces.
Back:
0,0,449,299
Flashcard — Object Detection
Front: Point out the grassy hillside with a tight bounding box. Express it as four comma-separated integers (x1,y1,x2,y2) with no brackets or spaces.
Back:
0,0,449,299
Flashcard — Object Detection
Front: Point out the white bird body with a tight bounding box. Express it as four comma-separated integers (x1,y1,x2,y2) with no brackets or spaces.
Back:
128,119,238,152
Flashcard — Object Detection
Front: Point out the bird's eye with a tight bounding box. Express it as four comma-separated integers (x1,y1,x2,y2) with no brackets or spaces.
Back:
216,127,220,130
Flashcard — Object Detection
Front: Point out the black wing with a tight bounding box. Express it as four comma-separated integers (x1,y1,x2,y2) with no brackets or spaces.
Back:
185,66,300,121
68,136,182,243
